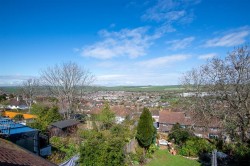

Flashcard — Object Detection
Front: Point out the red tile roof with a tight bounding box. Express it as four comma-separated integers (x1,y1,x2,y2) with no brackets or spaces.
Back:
0,138,56,166
159,111,192,126
159,110,222,128
89,105,131,117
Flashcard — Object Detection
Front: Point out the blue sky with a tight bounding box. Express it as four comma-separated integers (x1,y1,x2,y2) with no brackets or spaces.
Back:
0,0,250,86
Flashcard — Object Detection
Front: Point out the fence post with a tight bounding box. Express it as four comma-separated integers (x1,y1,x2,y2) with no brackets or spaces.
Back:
212,149,217,166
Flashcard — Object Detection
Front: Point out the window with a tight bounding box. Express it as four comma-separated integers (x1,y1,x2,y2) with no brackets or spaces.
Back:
209,134,218,139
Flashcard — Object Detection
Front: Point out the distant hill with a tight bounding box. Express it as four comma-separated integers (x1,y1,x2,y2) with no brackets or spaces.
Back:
93,85,183,92
0,85,183,94
0,86,21,94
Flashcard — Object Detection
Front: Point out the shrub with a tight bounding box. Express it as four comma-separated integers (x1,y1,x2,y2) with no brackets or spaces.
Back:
223,143,250,162
49,136,79,163
168,123,192,145
146,144,158,158
179,137,215,157
13,114,24,121
80,130,126,166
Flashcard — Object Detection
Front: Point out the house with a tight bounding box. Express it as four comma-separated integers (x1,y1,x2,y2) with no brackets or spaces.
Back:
151,109,160,129
159,110,222,139
88,105,131,124
0,138,56,166
159,111,192,132
7,97,29,110
0,117,51,157
112,105,131,124
49,119,80,137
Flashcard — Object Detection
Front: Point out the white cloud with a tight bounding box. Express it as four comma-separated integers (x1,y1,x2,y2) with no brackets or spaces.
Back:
79,1,200,60
95,73,182,86
166,37,195,50
204,27,250,47
142,0,200,24
154,23,176,36
81,27,158,59
198,53,217,60
138,54,189,68
0,75,37,86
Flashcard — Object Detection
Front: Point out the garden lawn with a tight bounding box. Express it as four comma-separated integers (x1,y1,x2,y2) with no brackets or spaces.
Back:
146,150,201,166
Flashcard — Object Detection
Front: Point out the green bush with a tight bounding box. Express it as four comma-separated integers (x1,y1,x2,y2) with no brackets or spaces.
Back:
13,114,24,121
168,123,192,145
179,137,215,157
50,136,79,163
146,144,158,158
80,130,126,166
223,143,250,162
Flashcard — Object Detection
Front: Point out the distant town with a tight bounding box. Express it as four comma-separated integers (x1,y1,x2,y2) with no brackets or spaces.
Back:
1,0,250,166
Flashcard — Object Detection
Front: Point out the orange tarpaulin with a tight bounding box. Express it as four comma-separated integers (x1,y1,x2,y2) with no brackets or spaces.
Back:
2,111,37,119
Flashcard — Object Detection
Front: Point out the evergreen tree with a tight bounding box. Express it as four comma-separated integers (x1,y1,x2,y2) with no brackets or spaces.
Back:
98,102,115,130
136,107,156,152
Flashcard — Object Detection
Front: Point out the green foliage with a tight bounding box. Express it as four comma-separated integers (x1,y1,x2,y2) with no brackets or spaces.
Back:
0,94,7,102
28,104,62,131
179,137,215,157
13,114,24,121
128,146,144,164
30,103,48,115
234,144,250,159
136,107,156,149
98,102,115,130
0,100,10,110
79,130,126,166
168,123,192,145
46,106,62,123
110,124,134,142
49,136,80,164
78,106,137,166
146,144,159,158
223,143,250,162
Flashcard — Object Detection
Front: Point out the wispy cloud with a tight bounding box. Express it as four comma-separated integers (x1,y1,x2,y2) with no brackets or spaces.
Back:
73,48,80,52
138,54,189,68
166,36,195,50
198,53,217,60
204,27,250,47
81,27,159,59
142,0,200,35
79,1,200,60
97,74,126,81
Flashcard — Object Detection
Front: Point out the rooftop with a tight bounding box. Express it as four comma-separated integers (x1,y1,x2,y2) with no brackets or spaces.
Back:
159,111,192,126
50,119,80,129
0,117,37,135
0,138,56,166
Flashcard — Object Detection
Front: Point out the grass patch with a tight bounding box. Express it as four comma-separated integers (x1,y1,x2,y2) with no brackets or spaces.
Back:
146,150,201,166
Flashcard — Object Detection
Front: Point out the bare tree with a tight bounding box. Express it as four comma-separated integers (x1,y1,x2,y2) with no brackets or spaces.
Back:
181,45,250,142
21,78,40,112
40,62,94,119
